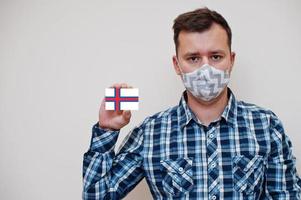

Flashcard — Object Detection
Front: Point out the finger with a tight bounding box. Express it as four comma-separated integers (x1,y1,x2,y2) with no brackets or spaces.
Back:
100,98,105,108
109,83,122,88
100,98,112,111
122,83,133,89
116,110,123,115
120,83,128,88
115,83,122,88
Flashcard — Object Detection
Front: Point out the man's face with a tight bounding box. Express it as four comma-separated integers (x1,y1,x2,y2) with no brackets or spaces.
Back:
173,23,235,76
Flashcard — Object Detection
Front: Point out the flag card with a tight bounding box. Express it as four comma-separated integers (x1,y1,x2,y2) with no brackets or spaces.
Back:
105,87,139,111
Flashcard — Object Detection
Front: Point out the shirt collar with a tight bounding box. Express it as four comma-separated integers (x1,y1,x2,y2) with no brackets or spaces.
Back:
178,87,237,129
221,88,237,128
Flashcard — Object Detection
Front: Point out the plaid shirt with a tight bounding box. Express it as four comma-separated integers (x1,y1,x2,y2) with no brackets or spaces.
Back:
83,88,301,200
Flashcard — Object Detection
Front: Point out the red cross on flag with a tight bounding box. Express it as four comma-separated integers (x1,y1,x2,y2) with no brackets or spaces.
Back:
105,87,139,111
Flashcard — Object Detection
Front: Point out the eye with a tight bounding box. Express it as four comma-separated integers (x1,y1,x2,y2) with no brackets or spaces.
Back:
187,56,200,63
211,55,223,61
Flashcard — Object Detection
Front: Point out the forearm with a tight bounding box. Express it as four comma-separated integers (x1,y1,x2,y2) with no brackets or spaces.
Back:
82,123,145,199
266,112,301,199
82,123,119,199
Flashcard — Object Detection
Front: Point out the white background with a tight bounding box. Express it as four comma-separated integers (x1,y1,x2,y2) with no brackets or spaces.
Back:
1,0,300,199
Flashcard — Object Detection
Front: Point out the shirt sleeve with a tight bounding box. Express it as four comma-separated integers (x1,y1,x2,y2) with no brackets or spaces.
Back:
82,122,145,200
266,112,301,199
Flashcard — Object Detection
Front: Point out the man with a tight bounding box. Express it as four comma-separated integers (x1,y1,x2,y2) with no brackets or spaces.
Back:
82,7,301,199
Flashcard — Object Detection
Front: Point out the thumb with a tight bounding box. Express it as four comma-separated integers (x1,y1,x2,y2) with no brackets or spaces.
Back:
122,110,131,119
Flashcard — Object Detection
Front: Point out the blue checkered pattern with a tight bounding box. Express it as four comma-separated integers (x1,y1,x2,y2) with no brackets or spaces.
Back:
83,88,301,199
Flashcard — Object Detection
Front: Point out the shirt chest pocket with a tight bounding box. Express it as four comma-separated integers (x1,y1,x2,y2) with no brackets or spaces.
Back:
232,154,265,195
160,157,194,197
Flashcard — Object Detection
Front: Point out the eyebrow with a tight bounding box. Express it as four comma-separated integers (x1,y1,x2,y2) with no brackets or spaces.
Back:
183,52,200,57
211,50,226,54
183,50,226,57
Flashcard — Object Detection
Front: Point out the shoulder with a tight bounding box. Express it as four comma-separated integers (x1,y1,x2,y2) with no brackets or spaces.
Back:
236,100,282,128
237,99,275,116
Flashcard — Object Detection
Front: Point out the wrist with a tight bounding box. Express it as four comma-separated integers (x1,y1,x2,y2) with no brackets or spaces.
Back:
98,122,119,131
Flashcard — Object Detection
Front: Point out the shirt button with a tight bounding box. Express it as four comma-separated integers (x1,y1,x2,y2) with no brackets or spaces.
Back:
211,195,217,200
209,133,214,138
211,162,216,168
178,167,184,172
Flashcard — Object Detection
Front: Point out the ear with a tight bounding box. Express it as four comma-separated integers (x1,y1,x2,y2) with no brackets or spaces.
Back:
229,51,236,73
172,55,182,75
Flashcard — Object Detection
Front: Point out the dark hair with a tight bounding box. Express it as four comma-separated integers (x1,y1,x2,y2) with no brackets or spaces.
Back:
173,7,232,54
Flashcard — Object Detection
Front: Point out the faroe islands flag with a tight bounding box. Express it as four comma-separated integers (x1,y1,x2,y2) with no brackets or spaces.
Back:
105,87,139,111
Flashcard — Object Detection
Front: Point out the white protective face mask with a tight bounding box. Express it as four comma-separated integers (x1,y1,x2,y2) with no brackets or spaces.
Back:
178,62,230,101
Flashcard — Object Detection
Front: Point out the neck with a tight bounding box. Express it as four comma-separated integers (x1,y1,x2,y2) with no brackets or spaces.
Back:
186,88,229,126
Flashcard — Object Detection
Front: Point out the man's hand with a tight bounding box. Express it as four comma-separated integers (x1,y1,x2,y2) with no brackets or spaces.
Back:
98,83,133,131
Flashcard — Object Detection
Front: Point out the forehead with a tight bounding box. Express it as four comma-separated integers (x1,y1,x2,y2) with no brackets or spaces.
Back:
177,23,229,55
